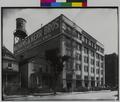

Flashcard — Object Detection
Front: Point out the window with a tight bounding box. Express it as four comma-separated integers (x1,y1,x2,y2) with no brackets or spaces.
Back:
79,64,81,71
96,45,100,51
101,70,103,75
65,39,71,48
66,62,71,70
84,56,89,63
101,77,103,81
84,47,88,54
76,64,79,71
73,42,77,49
96,61,100,67
84,76,88,80
76,75,81,80
96,53,100,59
96,77,99,80
76,64,81,71
67,25,72,33
91,50,94,57
66,48,72,56
39,68,42,73
72,30,78,38
91,59,95,65
84,36,89,44
79,33,82,40
46,65,49,72
76,53,81,61
84,65,88,72
8,63,12,67
101,56,104,61
90,41,95,48
75,53,79,60
96,69,99,74
101,63,104,68
101,48,104,53
91,67,94,73
78,44,81,51
62,23,67,30
79,54,81,61
91,77,94,80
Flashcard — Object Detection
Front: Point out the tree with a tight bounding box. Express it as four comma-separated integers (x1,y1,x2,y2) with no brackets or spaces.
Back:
45,48,70,95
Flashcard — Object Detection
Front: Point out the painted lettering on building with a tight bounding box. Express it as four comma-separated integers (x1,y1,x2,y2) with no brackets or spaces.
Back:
14,18,60,54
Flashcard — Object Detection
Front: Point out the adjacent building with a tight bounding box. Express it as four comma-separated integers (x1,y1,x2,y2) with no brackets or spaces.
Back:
13,14,105,91
2,46,19,90
105,53,118,88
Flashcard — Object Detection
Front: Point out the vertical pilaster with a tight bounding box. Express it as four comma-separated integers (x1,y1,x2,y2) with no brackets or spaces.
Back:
81,46,85,87
72,47,76,90
88,50,91,88
60,36,67,89
103,56,105,87
94,53,97,87
99,58,101,86
28,61,34,88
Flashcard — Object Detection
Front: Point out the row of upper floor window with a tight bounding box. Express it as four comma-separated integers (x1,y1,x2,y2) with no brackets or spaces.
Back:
84,56,104,67
62,22,104,53
74,75,103,81
84,65,103,75
73,61,104,73
66,45,104,60
84,76,103,81
66,48,104,64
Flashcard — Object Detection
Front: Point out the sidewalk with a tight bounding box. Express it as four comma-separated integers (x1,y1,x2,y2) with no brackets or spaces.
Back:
3,90,112,99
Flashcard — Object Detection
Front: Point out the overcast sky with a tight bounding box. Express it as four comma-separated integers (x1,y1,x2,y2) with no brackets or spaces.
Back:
2,8,118,54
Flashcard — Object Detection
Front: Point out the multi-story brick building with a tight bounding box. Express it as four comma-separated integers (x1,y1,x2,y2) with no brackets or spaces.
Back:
2,46,19,94
105,53,118,88
13,14,105,91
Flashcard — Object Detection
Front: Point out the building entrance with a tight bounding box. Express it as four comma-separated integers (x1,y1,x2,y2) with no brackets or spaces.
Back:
66,81,72,92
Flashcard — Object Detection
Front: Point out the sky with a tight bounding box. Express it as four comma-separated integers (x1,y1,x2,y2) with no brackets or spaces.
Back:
2,8,118,54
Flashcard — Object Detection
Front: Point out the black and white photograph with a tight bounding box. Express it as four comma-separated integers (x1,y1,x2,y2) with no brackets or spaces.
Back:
2,8,119,101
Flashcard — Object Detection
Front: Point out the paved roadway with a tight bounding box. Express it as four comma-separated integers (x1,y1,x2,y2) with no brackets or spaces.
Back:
4,90,118,101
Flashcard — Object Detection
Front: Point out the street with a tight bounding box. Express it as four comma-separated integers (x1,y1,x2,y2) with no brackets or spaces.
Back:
4,90,118,101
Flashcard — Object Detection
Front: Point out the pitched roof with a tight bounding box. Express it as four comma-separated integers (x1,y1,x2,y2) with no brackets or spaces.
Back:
2,46,16,60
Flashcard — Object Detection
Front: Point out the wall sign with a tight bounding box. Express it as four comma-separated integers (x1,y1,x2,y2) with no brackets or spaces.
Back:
14,17,60,54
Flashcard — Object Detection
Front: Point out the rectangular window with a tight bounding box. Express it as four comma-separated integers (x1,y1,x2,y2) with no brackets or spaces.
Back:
96,69,99,74
101,63,103,68
101,56,104,61
91,59,95,65
79,54,81,61
96,53,100,59
96,77,99,80
76,64,79,71
91,50,94,57
79,33,82,40
72,30,78,38
8,63,12,67
78,44,81,51
84,76,88,80
67,25,72,33
91,67,94,73
75,53,79,60
96,61,100,67
76,64,81,71
79,64,81,71
91,77,94,80
101,77,103,81
101,70,103,75
84,47,88,54
84,65,88,72
84,36,89,44
84,56,89,63
65,39,71,48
